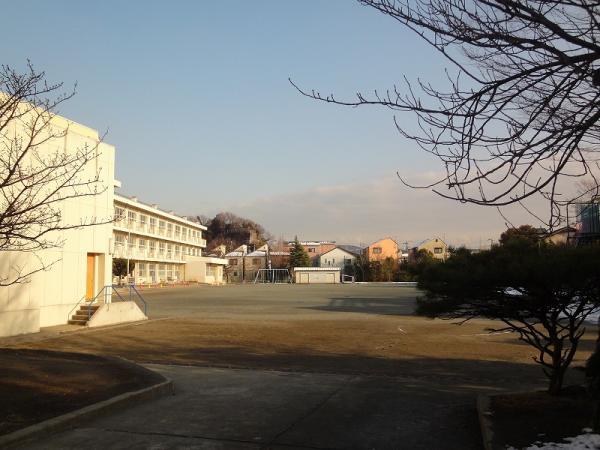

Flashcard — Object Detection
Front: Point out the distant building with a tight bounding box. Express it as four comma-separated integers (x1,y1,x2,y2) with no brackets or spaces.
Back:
113,194,227,285
364,237,400,262
544,226,577,245
293,267,341,284
319,247,359,273
225,245,247,283
224,244,290,282
574,200,600,244
412,238,449,261
284,240,336,265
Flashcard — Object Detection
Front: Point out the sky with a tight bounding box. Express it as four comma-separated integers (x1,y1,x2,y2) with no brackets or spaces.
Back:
1,0,542,248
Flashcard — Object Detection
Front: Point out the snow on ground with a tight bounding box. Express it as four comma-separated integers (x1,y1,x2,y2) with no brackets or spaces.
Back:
510,429,600,449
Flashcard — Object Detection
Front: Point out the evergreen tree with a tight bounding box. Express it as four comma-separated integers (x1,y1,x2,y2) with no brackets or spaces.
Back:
417,238,600,395
288,237,311,268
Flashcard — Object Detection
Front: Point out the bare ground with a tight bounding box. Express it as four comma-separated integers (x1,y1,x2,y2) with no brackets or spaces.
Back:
10,316,595,383
0,348,164,435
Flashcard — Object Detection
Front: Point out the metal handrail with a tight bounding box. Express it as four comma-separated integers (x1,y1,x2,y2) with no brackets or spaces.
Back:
68,284,147,323
111,284,148,315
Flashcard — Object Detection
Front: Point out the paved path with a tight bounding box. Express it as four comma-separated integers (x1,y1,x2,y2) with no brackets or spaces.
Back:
24,363,488,449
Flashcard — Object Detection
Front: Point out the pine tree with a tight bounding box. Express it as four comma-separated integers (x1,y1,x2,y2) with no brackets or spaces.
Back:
288,237,311,268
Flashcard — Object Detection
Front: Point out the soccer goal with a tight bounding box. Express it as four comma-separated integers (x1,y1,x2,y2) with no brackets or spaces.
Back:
253,268,292,284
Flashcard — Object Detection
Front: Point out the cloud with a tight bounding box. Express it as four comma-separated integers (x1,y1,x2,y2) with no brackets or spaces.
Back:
223,174,548,248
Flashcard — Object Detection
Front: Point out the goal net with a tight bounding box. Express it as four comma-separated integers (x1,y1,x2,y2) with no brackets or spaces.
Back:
253,268,292,284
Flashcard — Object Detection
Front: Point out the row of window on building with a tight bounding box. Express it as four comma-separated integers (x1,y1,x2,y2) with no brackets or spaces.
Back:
228,258,264,266
134,262,183,283
114,234,201,258
114,206,203,242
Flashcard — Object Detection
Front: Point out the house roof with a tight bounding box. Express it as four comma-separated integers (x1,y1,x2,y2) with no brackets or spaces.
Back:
546,226,577,236
337,244,363,255
367,237,399,247
285,240,336,246
320,246,359,259
414,237,447,248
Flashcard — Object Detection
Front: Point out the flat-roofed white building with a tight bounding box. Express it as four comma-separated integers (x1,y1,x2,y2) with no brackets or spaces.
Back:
0,111,116,337
113,194,226,285
0,103,225,338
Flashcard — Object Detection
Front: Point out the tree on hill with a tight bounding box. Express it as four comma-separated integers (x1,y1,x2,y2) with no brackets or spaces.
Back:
288,237,311,268
416,240,600,395
201,212,272,252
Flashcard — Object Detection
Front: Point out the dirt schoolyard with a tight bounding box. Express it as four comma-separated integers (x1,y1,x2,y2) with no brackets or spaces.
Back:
6,284,596,449
12,284,594,381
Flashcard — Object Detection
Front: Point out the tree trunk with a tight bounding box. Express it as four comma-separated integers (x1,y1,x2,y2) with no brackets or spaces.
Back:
548,339,565,396
548,366,565,395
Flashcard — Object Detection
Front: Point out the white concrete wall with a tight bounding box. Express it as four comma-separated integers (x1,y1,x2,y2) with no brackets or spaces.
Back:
184,256,227,285
0,111,115,337
293,269,341,284
87,301,147,328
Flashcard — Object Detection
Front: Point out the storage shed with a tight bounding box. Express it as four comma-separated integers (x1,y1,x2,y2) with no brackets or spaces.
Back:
293,267,341,284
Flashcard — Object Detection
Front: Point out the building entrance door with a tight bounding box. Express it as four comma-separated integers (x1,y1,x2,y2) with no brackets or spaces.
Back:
86,254,96,300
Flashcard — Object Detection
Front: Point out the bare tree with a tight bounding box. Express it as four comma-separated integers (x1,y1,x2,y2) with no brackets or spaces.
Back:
0,63,107,286
291,0,600,227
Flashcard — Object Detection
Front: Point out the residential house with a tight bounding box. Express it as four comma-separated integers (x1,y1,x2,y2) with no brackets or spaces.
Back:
544,226,577,245
284,240,336,265
319,246,359,274
224,244,290,282
413,238,449,261
225,245,247,282
364,238,400,262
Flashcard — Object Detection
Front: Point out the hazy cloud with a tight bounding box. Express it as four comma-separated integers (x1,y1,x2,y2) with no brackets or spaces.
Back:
224,174,546,248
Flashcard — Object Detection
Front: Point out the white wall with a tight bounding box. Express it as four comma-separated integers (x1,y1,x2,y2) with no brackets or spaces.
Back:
294,269,341,284
319,248,356,270
0,113,115,337
87,301,146,328
184,256,227,285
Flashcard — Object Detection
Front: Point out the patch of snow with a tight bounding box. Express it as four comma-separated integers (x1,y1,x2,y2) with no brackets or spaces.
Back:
509,429,600,449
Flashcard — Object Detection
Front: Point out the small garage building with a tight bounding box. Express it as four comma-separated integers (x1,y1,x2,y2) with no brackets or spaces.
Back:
293,267,341,284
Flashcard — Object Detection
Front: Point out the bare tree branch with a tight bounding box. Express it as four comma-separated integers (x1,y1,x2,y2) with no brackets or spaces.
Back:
292,0,600,228
0,62,110,286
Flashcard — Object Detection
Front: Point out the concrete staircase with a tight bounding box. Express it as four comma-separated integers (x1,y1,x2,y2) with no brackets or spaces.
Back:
68,303,101,326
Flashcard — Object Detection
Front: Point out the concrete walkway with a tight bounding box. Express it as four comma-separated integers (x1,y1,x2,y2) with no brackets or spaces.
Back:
23,363,488,449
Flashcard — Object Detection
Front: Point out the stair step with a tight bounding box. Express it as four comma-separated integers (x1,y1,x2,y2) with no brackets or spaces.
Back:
73,313,92,320
79,304,100,309
68,319,88,325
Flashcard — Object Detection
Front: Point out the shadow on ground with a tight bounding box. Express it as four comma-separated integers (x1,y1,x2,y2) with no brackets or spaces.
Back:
301,296,417,316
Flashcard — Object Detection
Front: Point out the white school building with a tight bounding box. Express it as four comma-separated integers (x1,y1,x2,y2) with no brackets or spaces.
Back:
0,110,226,338
113,194,226,285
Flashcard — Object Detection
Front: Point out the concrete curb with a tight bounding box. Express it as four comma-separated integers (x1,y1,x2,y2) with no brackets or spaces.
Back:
477,394,495,450
0,377,174,449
